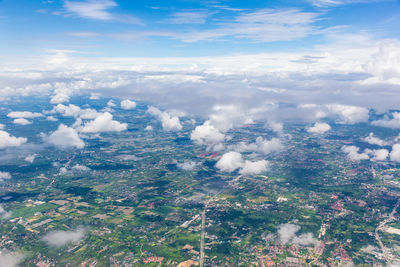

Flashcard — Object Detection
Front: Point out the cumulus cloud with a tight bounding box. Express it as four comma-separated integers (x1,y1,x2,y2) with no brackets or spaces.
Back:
50,92,70,104
145,125,153,131
51,103,81,117
89,93,101,100
120,99,136,110
190,120,225,146
147,106,182,131
277,223,316,245
7,111,43,119
239,160,269,175
372,112,400,128
390,144,400,162
80,112,127,133
362,132,387,146
370,149,389,161
46,116,58,122
71,164,91,172
341,145,369,161
209,104,254,132
215,151,244,172
0,205,11,219
49,104,102,119
215,151,269,175
177,161,200,171
0,130,27,149
326,104,369,124
235,137,283,155
42,227,86,247
278,223,301,244
0,249,24,267
266,121,283,134
299,104,369,124
307,122,331,134
107,100,116,107
0,171,11,182
292,232,317,245
13,118,31,125
47,124,85,149
25,154,37,163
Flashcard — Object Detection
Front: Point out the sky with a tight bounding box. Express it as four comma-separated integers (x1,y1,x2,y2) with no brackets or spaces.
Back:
1,0,400,58
1,0,400,118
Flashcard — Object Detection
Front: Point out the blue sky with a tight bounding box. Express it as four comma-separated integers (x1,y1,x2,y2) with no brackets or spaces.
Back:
1,0,400,58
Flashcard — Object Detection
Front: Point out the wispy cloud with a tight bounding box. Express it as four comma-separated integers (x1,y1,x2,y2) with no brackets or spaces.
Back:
174,8,322,42
166,10,212,24
308,0,392,7
63,0,143,24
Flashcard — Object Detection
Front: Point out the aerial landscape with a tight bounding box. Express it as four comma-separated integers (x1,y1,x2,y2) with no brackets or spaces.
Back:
1,0,400,266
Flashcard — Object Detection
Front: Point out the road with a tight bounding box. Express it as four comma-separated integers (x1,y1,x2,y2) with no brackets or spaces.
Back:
375,198,400,263
199,208,206,267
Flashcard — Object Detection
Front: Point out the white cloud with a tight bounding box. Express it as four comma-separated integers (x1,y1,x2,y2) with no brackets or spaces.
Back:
190,120,225,146
266,121,283,133
0,205,12,219
239,160,269,175
71,164,91,172
50,92,70,104
13,118,31,125
0,249,24,267
278,223,301,244
215,151,244,172
47,124,85,149
145,125,153,131
147,106,182,131
0,171,11,182
362,132,387,146
49,104,102,119
326,104,369,124
51,103,81,117
372,112,400,128
341,145,369,161
0,130,27,149
390,144,400,162
89,93,101,100
370,149,389,161
235,137,283,155
120,99,136,110
42,228,86,247
178,8,321,43
209,104,253,132
307,122,331,134
80,112,127,133
177,161,199,171
167,11,210,24
46,116,58,121
308,0,343,7
215,151,269,175
64,0,142,24
25,154,37,163
299,104,369,124
277,223,316,245
292,232,317,245
0,124,4,130
107,100,116,107
7,111,43,119
64,0,117,20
